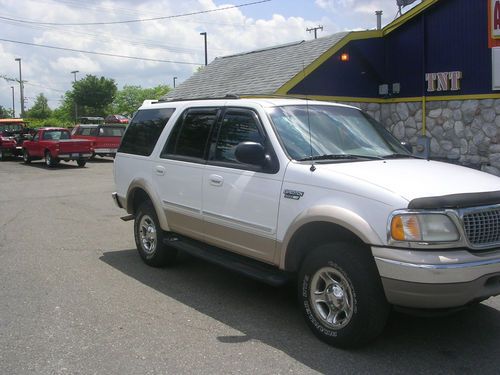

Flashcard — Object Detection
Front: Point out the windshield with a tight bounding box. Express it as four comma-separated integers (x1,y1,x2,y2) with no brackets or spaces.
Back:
0,124,23,134
267,105,411,161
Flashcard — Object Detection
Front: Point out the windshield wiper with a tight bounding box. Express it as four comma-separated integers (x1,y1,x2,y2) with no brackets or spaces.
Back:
297,154,383,162
381,153,418,159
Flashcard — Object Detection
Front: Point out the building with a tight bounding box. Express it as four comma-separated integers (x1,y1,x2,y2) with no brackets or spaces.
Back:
166,0,500,175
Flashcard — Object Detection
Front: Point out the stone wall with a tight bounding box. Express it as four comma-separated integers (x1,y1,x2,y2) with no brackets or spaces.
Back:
344,99,500,176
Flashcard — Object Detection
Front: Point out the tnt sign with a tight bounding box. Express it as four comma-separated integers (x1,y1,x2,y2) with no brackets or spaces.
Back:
490,0,500,47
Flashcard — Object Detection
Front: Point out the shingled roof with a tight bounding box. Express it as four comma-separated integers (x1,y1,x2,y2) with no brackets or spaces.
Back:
164,32,350,100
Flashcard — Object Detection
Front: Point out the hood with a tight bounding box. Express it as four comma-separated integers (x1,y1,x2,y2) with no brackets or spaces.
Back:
318,159,500,203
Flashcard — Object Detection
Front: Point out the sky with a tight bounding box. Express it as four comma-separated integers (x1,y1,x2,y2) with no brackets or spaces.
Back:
0,0,421,113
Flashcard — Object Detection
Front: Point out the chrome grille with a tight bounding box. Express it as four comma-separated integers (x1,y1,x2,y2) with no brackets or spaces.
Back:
463,207,500,247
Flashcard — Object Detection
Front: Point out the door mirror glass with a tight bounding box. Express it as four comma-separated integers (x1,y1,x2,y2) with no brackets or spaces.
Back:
235,142,266,166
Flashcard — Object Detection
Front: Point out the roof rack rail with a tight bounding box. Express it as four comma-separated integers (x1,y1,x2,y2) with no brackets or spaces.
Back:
161,93,241,103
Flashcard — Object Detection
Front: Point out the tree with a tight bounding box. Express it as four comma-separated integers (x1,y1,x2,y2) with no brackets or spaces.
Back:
0,105,11,118
111,84,171,117
72,75,117,116
27,93,51,119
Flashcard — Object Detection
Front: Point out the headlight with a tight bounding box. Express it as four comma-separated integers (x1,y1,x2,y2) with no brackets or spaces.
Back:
390,213,459,242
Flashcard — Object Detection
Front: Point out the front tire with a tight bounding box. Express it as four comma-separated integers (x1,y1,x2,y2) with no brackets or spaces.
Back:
77,159,86,167
298,242,389,348
0,148,5,161
45,151,58,167
134,201,177,267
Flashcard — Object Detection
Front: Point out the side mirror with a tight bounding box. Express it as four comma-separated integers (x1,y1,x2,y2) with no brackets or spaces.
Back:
235,142,267,166
25,134,33,141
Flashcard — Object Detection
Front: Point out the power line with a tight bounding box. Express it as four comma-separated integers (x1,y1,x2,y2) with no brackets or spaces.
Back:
0,0,271,26
0,38,201,65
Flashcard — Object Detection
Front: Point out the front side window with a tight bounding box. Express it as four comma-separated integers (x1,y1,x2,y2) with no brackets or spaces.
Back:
267,105,411,161
162,108,219,160
119,108,175,156
212,110,264,163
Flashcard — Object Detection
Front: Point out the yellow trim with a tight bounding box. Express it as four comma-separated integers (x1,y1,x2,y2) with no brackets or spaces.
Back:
275,31,381,95
422,96,427,136
276,0,442,96
383,0,440,36
263,93,500,103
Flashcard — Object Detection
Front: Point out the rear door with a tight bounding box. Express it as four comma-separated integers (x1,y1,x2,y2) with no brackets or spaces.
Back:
201,107,283,263
152,107,219,241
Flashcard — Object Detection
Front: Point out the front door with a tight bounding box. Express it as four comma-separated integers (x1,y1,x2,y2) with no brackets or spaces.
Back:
202,108,283,263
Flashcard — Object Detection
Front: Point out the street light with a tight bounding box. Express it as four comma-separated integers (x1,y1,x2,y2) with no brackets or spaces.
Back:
71,70,79,124
14,58,25,118
10,86,15,118
200,32,207,66
173,76,177,88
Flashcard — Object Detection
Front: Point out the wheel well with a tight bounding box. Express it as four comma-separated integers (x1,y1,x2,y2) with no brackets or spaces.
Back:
284,221,367,272
129,188,151,215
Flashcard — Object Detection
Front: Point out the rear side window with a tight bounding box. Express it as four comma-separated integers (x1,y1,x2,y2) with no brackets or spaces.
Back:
100,127,125,137
162,108,219,160
119,108,175,156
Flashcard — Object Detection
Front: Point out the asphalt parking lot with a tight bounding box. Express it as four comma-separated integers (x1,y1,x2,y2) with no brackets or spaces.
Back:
1,158,500,374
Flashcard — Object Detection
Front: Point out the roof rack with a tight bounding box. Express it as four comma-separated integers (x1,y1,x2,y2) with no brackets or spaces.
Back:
159,93,240,103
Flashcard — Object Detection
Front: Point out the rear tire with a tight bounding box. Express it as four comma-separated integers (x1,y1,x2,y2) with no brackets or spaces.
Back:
134,201,177,267
23,149,31,164
298,242,389,348
0,148,5,161
77,159,86,167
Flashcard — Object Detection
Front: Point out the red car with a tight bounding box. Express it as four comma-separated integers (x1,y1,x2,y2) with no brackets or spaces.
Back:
0,118,32,160
104,114,129,124
71,124,125,158
22,127,92,168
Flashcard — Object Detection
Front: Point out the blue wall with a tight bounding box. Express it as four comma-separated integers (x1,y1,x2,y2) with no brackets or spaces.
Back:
289,0,492,98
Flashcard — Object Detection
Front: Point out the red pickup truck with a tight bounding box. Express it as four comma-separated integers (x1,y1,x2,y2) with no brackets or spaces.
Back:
71,124,125,158
22,127,93,168
0,119,32,160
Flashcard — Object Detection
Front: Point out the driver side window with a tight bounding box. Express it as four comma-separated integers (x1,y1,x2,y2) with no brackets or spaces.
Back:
212,110,263,163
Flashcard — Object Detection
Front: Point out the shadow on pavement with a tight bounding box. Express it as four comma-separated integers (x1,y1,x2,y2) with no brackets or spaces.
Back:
100,249,500,373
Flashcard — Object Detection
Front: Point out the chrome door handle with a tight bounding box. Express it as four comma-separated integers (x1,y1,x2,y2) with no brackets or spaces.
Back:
209,174,223,186
155,166,165,176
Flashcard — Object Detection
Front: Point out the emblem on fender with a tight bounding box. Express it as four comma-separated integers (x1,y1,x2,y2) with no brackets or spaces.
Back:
283,189,304,200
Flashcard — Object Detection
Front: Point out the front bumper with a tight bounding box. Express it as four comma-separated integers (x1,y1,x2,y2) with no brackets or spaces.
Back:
372,246,500,308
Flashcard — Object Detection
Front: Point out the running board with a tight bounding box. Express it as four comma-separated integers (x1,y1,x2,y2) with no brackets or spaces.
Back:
120,214,135,222
163,235,291,286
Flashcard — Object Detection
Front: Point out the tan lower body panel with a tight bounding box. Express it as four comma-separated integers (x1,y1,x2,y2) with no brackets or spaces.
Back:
165,210,205,243
203,220,277,264
165,208,277,264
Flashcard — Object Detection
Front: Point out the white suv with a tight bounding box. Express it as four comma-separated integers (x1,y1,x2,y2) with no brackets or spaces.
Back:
113,97,500,348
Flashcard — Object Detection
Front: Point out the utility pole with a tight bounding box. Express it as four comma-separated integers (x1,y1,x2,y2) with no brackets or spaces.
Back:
10,86,15,118
306,25,323,39
173,76,177,88
200,32,208,66
14,58,25,118
71,70,79,124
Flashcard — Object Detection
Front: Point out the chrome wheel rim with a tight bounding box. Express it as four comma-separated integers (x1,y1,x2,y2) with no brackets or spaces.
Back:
45,153,51,166
139,215,157,255
310,266,354,330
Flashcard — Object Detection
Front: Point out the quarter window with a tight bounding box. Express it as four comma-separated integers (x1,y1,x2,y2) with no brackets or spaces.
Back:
118,108,175,156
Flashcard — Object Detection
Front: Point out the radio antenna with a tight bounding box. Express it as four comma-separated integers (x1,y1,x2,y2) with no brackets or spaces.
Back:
302,61,316,172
